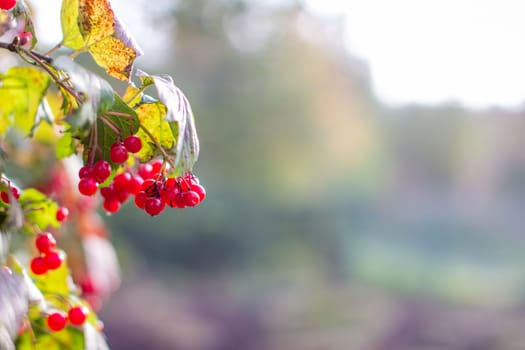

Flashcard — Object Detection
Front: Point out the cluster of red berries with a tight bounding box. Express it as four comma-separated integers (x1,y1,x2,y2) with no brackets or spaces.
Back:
77,135,142,197
47,305,89,332
135,172,206,216
30,233,65,275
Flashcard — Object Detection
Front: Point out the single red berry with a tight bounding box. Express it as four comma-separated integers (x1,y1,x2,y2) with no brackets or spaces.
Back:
103,198,121,213
30,257,48,275
44,250,64,270
92,160,111,183
78,166,92,179
191,184,206,201
138,163,154,179
144,197,165,216
174,192,186,208
113,172,132,191
47,312,67,332
110,143,128,164
114,188,130,203
183,191,201,207
100,185,116,200
78,177,97,196
35,232,56,254
10,187,19,199
0,0,17,11
0,187,19,203
164,177,177,191
134,192,148,209
80,276,96,294
151,160,163,176
127,175,144,195
124,135,142,153
68,306,88,326
56,207,69,222
0,191,8,203
18,31,32,47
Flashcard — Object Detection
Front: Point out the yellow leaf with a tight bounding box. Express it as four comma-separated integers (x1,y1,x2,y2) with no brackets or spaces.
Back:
135,102,175,161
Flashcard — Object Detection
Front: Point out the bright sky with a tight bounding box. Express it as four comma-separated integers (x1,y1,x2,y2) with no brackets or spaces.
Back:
305,0,525,108
31,0,525,109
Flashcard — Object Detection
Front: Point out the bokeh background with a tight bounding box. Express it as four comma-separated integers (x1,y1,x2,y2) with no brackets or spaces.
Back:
33,1,525,349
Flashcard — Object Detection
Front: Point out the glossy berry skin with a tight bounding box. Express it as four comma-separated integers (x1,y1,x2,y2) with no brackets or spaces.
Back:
78,166,92,179
68,306,88,326
124,135,142,153
44,251,64,270
18,31,32,46
113,172,131,190
0,0,16,10
134,192,147,209
103,199,120,213
144,197,165,216
191,184,206,201
35,232,56,254
183,191,201,207
110,143,128,164
56,207,69,222
92,160,111,183
1,187,19,203
78,177,97,196
30,257,48,275
47,312,67,332
127,176,144,194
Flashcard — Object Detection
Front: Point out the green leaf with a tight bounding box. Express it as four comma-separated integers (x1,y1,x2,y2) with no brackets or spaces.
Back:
56,132,75,159
16,324,84,350
82,94,139,165
60,0,143,80
134,101,174,162
136,70,200,172
54,56,114,128
18,189,59,232
30,250,74,296
0,67,50,135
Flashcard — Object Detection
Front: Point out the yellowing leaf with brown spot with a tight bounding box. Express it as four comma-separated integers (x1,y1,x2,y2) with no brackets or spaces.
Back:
60,0,143,80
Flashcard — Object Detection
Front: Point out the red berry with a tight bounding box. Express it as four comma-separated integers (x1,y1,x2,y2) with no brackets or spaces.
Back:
100,185,116,199
0,0,16,11
138,163,154,179
144,197,165,216
44,250,64,270
92,160,111,183
127,175,144,195
68,306,88,326
35,232,56,254
10,187,19,199
110,143,128,164
174,192,186,208
56,207,69,222
191,184,206,201
19,31,32,47
124,135,142,153
151,160,163,175
1,186,19,203
183,191,201,207
30,257,48,275
78,166,92,179
113,172,131,191
0,191,8,203
78,177,97,196
134,192,148,209
47,312,67,332
103,198,121,213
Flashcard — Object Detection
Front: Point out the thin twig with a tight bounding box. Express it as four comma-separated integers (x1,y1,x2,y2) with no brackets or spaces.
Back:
138,124,175,169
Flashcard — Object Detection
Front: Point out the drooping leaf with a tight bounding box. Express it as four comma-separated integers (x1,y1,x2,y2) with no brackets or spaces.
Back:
134,101,174,162
18,189,59,232
0,67,50,135
54,56,114,128
84,323,110,350
136,70,200,172
60,0,143,80
12,0,37,48
0,267,28,344
82,94,139,165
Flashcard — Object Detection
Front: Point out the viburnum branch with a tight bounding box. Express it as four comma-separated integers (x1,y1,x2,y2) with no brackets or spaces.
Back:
100,115,122,137
138,124,175,169
44,41,63,56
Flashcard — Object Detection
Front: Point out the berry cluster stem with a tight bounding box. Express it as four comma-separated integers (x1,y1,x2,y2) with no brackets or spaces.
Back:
138,124,175,169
